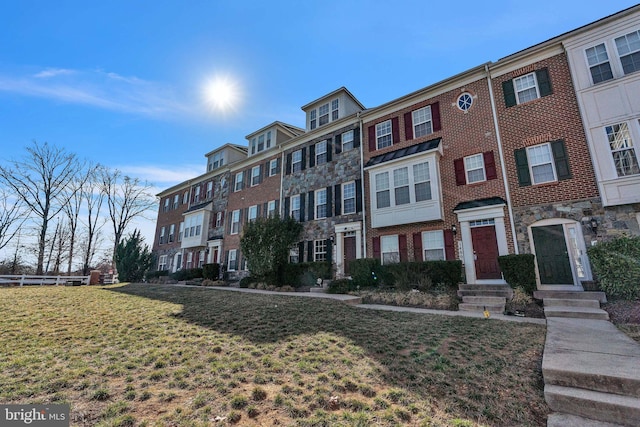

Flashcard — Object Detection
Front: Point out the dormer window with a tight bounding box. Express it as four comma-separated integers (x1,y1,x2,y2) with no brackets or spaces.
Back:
310,110,317,130
249,131,273,156
258,134,265,152
331,99,339,120
309,98,340,130
319,104,329,126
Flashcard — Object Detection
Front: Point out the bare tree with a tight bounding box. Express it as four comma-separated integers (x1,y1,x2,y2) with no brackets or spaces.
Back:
80,167,107,274
63,163,94,274
0,141,81,274
0,185,26,252
100,167,156,268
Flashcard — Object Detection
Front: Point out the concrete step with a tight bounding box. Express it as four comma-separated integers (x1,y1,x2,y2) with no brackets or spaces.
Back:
545,385,640,427
459,284,512,291
309,287,327,293
534,290,607,303
457,289,513,298
544,306,610,320
458,303,505,313
462,296,506,304
544,298,601,308
547,412,627,427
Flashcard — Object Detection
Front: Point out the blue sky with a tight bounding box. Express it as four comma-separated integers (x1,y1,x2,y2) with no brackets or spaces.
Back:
0,1,637,255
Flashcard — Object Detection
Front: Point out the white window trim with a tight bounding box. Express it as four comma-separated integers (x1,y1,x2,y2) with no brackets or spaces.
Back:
227,249,237,271
234,172,243,192
267,200,277,217
290,195,301,221
316,140,327,165
514,72,540,104
269,159,278,177
315,188,327,219
158,255,167,271
248,205,258,222
173,194,179,210
376,120,392,150
342,130,354,151
292,150,302,173
422,230,445,261
231,210,240,235
206,181,213,199
526,143,557,184
381,235,399,265
464,154,487,184
342,181,356,215
412,105,433,138
314,239,327,262
251,165,261,186
584,43,613,84
215,212,223,227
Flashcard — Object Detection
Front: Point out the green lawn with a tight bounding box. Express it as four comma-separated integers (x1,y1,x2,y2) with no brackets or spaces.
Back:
0,284,547,426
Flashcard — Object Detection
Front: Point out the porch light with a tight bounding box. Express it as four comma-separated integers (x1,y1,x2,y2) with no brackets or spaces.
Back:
590,218,598,236
451,225,457,236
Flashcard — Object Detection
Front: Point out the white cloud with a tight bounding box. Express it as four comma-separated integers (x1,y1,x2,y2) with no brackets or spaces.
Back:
33,68,76,79
116,164,203,187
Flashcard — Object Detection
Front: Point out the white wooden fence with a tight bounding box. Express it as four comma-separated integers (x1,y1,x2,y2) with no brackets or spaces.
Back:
0,274,91,286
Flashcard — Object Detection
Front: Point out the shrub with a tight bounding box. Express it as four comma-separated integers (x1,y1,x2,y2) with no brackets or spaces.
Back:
498,254,536,295
170,268,203,281
327,279,356,294
588,235,640,300
202,263,220,280
239,276,255,289
349,258,387,288
145,270,169,280
383,261,462,291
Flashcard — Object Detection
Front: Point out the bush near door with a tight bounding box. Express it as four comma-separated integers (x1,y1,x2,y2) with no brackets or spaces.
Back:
497,254,536,295
588,235,640,300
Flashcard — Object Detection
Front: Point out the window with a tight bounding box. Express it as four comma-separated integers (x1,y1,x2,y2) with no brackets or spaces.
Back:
184,213,203,237
331,99,339,121
206,181,213,199
267,200,277,217
269,159,278,176
464,154,486,184
173,194,179,210
211,152,224,169
266,131,272,149
413,162,432,201
183,191,189,204
412,106,432,138
342,130,354,151
169,224,175,243
605,122,640,176
375,172,390,209
515,140,572,186
290,195,301,221
310,110,317,130
231,210,240,234
615,30,640,75
175,253,182,272
289,247,299,264
381,235,399,265
251,138,256,155
393,167,410,205
318,103,329,126
215,212,223,227
316,140,327,165
158,255,167,271
228,250,237,271
251,165,261,186
527,144,556,184
186,252,193,269
343,181,356,214
248,205,258,222
194,186,200,203
159,226,166,244
292,150,302,172
376,120,392,149
258,134,265,152
586,43,613,84
422,231,445,261
457,93,473,111
234,172,243,192
199,251,205,268
178,222,184,242
514,72,539,104
315,189,327,219
163,198,169,212
314,240,327,262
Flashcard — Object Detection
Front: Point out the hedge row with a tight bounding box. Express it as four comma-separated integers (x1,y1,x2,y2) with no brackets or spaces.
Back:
588,235,640,300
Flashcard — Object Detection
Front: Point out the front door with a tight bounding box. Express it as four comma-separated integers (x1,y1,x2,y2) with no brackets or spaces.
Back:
343,236,356,275
532,225,573,285
471,225,501,279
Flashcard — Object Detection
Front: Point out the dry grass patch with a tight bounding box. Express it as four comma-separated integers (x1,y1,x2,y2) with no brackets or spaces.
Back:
0,284,547,426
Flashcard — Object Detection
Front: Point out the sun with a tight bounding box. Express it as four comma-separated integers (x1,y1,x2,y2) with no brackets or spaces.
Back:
204,75,241,113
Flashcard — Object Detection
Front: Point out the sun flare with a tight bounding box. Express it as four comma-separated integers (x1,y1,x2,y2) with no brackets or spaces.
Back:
204,75,241,113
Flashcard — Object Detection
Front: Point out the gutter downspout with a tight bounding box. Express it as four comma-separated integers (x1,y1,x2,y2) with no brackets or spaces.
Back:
358,111,367,258
486,63,519,254
279,149,285,217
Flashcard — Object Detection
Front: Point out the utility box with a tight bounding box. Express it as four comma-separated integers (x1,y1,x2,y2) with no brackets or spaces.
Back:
89,270,101,285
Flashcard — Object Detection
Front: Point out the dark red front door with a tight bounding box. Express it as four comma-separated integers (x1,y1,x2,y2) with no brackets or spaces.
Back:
471,226,501,280
343,236,356,275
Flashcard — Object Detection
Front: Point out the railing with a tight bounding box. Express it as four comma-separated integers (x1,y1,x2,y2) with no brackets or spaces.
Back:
0,274,91,286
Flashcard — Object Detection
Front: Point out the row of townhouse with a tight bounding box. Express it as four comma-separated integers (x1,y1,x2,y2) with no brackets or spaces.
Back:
152,5,640,290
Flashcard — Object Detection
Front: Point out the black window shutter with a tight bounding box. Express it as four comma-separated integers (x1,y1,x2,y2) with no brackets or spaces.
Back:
326,186,333,218
355,179,362,213
262,202,268,217
275,199,280,216
335,134,342,154
307,241,313,262
484,151,497,180
300,193,306,223
551,139,571,181
307,190,314,221
413,233,423,261
258,164,263,184
231,174,236,192
514,149,531,186
353,127,360,148
444,230,455,260
301,147,307,170
334,184,342,216
256,204,261,218
368,125,376,151
285,153,292,175
326,239,333,264
536,68,553,97
309,144,315,168
243,171,249,189
326,138,332,162
277,157,281,174
284,197,290,218
503,79,517,107
297,241,304,262
432,102,441,132
454,158,466,186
